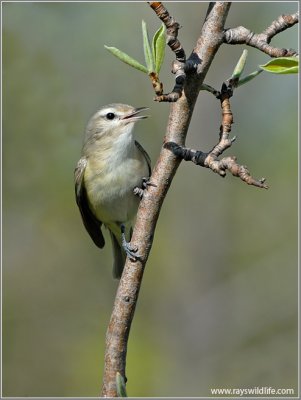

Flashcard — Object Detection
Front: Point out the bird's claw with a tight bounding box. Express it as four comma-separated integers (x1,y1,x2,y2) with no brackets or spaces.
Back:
121,224,141,261
133,187,144,198
133,177,156,199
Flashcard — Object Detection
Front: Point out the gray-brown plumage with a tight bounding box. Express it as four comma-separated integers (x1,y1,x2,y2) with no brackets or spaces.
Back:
75,104,151,278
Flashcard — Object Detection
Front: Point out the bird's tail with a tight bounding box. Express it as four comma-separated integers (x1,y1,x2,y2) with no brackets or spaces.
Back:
109,231,126,279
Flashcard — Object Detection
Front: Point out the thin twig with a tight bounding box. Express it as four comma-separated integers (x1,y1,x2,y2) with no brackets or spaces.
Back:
165,82,268,189
148,1,187,102
224,12,299,57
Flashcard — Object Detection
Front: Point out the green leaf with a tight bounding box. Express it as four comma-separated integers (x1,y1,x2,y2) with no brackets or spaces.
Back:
152,24,166,74
104,45,148,74
260,57,299,74
237,69,263,87
142,20,155,73
116,372,127,397
231,49,248,81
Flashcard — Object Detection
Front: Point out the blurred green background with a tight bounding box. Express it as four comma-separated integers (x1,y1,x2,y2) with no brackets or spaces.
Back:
2,2,298,397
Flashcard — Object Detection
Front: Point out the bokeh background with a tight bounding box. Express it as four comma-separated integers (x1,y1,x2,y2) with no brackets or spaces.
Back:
2,2,298,398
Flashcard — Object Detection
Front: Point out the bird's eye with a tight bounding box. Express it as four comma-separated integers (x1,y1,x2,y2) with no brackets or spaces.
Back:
106,112,115,120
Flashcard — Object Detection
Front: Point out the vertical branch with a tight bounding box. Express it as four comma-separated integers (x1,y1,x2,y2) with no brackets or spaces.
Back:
101,2,231,397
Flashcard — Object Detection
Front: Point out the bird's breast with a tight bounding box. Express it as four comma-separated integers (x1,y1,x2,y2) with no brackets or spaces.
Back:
83,147,148,223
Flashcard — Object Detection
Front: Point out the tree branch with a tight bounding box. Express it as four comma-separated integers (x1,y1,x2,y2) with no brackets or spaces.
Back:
101,2,231,396
164,83,268,189
224,11,299,57
148,1,187,102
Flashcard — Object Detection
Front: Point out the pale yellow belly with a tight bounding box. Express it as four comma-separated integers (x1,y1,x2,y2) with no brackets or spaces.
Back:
84,155,147,225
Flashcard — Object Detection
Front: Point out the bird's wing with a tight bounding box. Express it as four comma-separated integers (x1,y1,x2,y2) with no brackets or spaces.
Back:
74,157,105,248
135,140,151,176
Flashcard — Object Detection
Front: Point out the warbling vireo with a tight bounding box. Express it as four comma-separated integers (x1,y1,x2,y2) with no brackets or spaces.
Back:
74,103,151,279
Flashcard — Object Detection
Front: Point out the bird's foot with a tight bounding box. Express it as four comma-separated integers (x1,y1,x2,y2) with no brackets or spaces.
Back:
121,224,140,261
133,177,156,199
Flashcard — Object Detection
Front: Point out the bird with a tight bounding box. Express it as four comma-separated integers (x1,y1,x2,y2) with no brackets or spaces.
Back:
74,103,151,279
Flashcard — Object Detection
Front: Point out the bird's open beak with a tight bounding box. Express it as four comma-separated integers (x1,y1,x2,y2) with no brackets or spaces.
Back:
122,107,149,123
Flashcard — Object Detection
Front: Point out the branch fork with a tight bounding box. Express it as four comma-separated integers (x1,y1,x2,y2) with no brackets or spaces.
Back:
224,12,299,57
150,3,298,102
